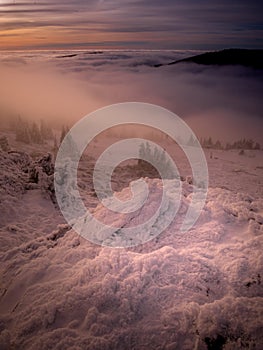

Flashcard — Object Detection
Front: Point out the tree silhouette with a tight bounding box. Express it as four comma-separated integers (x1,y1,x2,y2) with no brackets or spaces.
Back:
30,122,43,144
40,119,53,140
15,116,31,144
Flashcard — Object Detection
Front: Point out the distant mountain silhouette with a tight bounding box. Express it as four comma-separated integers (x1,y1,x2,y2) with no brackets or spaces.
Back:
154,49,263,69
56,54,78,58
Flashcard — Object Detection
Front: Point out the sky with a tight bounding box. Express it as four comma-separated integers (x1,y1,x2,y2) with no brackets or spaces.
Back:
0,0,262,50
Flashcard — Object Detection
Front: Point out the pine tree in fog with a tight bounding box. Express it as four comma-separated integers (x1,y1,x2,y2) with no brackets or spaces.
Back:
52,136,59,159
30,122,43,144
13,116,53,145
15,116,31,144
40,119,53,140
225,138,260,150
139,141,175,179
60,125,69,144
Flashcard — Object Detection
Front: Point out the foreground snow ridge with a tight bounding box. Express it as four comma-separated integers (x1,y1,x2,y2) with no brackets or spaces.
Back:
0,174,262,349
75,178,183,247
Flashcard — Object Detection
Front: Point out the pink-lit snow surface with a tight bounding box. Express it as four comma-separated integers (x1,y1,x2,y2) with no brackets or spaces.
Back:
0,139,263,350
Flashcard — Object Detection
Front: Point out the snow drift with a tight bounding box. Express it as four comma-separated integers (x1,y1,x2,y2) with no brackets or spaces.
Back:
0,148,262,349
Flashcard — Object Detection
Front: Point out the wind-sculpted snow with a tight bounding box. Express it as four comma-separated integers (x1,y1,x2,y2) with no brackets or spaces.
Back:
74,178,182,247
0,177,262,349
0,151,31,228
0,150,62,250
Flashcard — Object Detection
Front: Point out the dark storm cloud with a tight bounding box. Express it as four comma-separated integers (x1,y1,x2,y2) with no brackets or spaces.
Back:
0,0,262,49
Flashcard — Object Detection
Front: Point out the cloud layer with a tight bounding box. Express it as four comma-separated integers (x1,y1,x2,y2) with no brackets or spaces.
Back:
0,50,262,144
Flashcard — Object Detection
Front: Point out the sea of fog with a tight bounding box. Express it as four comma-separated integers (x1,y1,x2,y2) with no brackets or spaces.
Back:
0,49,263,144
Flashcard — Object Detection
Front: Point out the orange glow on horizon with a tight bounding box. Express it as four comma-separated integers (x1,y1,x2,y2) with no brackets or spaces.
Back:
0,26,160,50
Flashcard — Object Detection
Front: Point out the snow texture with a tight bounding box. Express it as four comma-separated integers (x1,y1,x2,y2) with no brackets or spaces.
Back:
0,147,262,349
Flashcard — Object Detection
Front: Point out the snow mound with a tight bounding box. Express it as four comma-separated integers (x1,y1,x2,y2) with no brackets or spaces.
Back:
0,178,262,349
75,178,182,247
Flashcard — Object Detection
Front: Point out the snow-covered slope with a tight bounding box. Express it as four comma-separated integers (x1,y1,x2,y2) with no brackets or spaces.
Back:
0,144,262,349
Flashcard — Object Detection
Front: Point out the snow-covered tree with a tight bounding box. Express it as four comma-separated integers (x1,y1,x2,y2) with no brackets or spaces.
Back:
60,125,69,144
15,116,31,144
138,141,176,179
0,136,10,152
40,119,53,140
30,122,43,144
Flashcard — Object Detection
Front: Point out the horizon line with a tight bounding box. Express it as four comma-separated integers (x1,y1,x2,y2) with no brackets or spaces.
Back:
0,47,262,53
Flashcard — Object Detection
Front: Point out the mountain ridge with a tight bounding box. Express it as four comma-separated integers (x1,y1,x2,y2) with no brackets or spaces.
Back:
154,48,263,69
